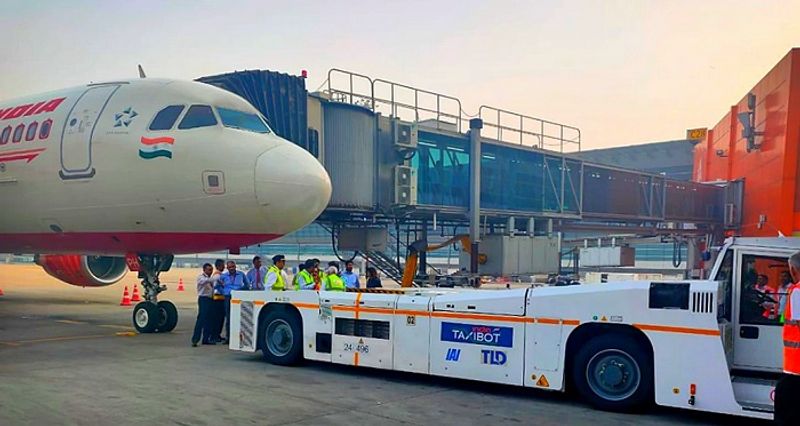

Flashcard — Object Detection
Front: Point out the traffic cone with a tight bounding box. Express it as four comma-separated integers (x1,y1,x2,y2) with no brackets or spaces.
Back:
177,278,185,292
131,284,141,302
119,285,132,306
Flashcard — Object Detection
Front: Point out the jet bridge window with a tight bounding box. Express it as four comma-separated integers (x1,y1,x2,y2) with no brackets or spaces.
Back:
178,105,217,130
216,107,270,134
149,105,185,131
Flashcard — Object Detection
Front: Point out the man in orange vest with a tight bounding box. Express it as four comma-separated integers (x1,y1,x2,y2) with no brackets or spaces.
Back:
775,252,800,424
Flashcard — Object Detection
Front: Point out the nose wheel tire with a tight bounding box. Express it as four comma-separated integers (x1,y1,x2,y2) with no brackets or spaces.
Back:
132,302,161,333
259,309,302,365
156,300,178,333
572,334,653,412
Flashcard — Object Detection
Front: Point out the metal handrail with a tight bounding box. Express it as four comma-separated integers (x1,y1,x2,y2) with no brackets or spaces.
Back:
326,68,374,108
478,105,581,153
325,69,581,152
372,78,463,132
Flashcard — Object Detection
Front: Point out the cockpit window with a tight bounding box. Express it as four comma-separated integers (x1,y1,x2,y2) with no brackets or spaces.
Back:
178,105,217,130
149,105,185,131
216,107,271,134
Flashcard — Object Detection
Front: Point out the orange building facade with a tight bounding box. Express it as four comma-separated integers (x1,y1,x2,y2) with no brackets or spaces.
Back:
693,48,800,236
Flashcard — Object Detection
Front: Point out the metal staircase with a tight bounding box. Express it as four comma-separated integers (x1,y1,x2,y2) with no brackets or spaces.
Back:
361,250,404,283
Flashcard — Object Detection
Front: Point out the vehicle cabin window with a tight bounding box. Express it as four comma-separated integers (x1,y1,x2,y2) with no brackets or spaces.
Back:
149,105,185,131
216,107,270,134
715,249,734,322
178,105,217,130
738,254,791,326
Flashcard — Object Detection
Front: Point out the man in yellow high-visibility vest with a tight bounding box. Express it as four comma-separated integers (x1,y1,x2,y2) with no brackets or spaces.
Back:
265,255,289,291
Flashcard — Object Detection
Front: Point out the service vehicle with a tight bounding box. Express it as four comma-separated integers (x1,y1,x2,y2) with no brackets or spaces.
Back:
228,237,797,420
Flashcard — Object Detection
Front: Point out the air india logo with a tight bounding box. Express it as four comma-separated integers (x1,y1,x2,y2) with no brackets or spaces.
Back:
139,136,174,159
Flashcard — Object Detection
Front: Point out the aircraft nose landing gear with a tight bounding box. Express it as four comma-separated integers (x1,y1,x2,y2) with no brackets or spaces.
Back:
131,254,178,333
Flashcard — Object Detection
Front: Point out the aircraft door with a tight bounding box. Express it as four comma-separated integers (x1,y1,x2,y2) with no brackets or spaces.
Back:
732,251,788,372
59,84,120,180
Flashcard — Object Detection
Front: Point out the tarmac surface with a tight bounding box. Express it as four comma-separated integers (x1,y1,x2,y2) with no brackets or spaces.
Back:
0,264,760,425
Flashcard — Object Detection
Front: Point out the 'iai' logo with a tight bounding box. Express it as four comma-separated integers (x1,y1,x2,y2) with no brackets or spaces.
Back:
139,136,174,159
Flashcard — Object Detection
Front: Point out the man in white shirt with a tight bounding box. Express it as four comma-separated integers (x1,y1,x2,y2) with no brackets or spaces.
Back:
265,255,290,291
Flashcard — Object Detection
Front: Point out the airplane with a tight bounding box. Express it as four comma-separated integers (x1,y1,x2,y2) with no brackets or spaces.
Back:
0,77,332,333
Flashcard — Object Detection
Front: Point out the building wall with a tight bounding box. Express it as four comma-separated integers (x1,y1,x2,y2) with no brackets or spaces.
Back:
693,48,800,236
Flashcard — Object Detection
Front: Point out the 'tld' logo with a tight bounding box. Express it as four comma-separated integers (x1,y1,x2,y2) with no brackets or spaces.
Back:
445,348,461,362
481,349,507,365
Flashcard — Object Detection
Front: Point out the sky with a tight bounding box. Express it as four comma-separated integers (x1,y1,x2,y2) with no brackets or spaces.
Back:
0,0,798,149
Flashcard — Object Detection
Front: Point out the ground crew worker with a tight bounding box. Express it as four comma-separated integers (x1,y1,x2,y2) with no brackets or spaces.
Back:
324,266,346,291
775,251,800,424
295,259,317,290
265,255,289,291
191,263,215,347
291,263,306,290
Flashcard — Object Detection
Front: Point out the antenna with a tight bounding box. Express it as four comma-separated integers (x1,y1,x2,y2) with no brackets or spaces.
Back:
137,65,147,79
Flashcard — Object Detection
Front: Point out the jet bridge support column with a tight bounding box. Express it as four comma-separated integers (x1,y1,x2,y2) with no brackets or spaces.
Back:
469,118,483,275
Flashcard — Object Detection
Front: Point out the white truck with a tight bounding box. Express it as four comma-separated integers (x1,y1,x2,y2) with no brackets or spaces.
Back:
228,237,797,420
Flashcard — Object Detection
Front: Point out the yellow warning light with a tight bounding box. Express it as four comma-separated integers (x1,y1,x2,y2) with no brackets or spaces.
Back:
536,375,550,388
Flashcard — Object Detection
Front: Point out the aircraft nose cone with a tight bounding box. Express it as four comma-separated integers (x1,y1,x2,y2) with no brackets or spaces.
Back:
255,142,331,233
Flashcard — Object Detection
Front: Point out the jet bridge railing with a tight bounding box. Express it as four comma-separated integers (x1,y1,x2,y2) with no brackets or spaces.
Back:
478,105,581,153
326,69,464,132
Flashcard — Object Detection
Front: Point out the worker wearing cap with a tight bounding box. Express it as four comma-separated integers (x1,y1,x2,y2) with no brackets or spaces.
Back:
324,265,346,292
265,255,289,291
775,251,800,424
295,259,318,290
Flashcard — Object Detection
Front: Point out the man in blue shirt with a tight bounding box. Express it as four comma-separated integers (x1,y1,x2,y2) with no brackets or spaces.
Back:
221,260,250,341
341,260,359,289
246,256,267,291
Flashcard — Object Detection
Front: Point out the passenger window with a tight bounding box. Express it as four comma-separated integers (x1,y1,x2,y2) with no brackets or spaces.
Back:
178,105,217,130
0,126,10,144
12,124,24,143
149,105,185,131
39,119,52,139
25,122,38,141
738,254,791,326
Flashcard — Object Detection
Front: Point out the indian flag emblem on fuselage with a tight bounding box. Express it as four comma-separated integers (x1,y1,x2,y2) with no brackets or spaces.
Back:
139,136,174,159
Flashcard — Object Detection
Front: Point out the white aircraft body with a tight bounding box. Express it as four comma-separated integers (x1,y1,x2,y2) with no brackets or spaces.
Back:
0,78,332,332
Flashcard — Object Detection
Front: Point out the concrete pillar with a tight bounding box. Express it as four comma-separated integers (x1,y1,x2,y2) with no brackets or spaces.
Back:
469,118,483,274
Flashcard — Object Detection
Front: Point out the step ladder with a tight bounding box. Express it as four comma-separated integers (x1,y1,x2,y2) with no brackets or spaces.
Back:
731,375,776,413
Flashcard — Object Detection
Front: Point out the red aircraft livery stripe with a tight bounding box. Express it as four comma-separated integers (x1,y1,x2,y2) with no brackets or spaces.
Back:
0,147,46,163
140,136,175,146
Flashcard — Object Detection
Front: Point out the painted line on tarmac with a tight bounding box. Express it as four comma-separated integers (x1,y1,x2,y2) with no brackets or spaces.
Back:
0,333,121,347
98,324,135,330
55,319,88,325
